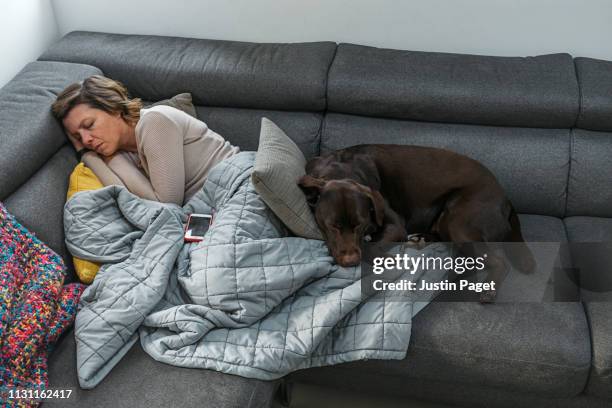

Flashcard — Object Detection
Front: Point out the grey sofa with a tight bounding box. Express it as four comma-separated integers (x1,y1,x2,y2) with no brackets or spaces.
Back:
1,31,611,408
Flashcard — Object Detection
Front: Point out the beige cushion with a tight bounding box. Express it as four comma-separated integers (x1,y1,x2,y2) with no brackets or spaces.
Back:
252,118,323,240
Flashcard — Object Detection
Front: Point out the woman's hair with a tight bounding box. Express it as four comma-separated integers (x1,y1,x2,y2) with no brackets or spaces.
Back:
51,75,142,125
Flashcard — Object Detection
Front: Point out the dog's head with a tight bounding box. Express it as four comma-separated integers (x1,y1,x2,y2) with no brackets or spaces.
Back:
298,175,385,267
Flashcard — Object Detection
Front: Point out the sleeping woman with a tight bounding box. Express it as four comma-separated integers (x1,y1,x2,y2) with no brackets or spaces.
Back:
51,75,239,206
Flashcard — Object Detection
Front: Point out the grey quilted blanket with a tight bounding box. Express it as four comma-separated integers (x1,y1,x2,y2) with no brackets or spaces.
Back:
64,152,445,389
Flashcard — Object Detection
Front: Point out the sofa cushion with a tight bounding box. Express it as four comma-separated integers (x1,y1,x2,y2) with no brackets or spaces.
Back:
290,215,590,397
566,130,612,217
328,44,579,128
575,57,612,132
582,303,612,400
517,214,569,242
40,31,336,111
66,163,104,284
195,107,322,159
564,216,612,400
145,92,198,118
291,367,610,408
565,217,612,242
252,118,323,239
563,217,612,301
321,113,570,217
3,146,78,283
47,329,277,408
291,298,590,398
0,60,102,201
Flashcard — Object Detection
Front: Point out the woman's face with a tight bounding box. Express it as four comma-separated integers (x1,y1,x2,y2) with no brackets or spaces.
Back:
63,103,127,157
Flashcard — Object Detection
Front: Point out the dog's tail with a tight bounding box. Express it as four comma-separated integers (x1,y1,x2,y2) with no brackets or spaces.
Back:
503,205,536,273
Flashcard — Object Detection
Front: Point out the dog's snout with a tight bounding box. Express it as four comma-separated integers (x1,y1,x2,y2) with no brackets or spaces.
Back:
337,249,361,267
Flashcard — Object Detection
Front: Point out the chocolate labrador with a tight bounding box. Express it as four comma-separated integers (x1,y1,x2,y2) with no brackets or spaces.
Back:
298,144,535,302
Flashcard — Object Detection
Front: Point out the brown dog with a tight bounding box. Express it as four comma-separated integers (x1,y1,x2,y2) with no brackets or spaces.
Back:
298,144,535,301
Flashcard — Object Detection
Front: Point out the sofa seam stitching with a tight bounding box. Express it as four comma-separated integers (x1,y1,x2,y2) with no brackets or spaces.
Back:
318,44,339,155
572,58,583,129
563,129,574,217
579,301,596,395
410,344,591,371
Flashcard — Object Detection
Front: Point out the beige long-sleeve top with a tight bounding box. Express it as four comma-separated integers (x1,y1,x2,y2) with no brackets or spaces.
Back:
83,105,239,205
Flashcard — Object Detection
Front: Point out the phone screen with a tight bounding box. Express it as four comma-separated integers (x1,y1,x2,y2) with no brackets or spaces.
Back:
185,214,212,241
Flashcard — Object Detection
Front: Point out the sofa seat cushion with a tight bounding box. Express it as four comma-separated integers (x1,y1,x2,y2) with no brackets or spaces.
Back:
47,329,277,408
290,215,591,398
564,216,612,400
564,216,612,242
582,303,612,400
517,213,569,242
290,301,590,398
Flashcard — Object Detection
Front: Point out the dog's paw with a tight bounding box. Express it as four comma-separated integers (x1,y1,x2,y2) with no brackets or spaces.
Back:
407,234,425,243
479,289,497,304
405,234,430,250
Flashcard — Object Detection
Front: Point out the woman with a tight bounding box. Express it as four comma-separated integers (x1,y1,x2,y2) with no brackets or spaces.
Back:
52,75,239,206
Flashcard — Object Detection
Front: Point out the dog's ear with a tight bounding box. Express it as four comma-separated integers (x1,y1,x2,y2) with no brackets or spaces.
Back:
368,189,385,227
298,175,326,207
354,183,385,227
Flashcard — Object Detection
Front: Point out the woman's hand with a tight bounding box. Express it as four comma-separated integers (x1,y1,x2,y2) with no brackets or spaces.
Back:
67,132,85,152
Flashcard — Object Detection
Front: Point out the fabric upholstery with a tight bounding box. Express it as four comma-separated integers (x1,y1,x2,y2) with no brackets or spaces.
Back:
0,61,101,201
291,368,610,408
566,129,612,217
40,31,336,111
47,329,277,408
291,215,590,397
252,118,323,239
575,57,612,132
518,214,569,242
145,92,198,118
3,146,78,283
582,303,612,400
195,107,322,159
327,44,579,128
321,113,570,216
564,216,612,399
565,217,612,242
293,301,590,398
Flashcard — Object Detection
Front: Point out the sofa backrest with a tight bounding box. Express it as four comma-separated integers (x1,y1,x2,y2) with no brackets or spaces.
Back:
2,31,612,285
567,58,612,218
0,61,103,282
38,31,336,160
322,43,582,217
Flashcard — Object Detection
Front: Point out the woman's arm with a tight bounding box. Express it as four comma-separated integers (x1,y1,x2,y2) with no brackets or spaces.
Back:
139,112,186,205
82,151,126,187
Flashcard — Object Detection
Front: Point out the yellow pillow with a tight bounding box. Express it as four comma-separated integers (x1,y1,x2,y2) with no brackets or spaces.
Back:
67,163,104,284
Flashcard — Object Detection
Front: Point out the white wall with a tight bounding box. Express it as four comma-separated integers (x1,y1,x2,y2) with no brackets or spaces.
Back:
51,0,612,60
2,0,610,89
0,1,60,88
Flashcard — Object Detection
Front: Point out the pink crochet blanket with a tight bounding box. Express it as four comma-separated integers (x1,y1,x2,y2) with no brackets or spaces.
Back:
0,203,85,407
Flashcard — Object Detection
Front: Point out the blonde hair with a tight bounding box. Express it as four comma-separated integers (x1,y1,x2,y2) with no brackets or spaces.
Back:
51,75,142,125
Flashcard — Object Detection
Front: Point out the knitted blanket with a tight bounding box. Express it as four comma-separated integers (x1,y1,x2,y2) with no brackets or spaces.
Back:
0,203,85,407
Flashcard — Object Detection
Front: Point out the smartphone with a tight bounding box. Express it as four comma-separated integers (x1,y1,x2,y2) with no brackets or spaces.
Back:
184,213,213,242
